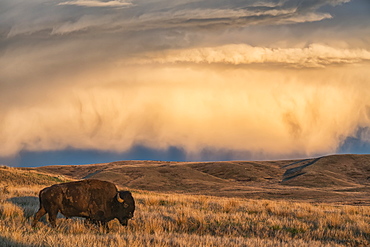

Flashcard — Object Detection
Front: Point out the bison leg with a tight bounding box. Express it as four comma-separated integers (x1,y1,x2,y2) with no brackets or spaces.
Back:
86,219,109,232
84,218,96,228
32,206,47,227
101,221,109,233
46,206,59,228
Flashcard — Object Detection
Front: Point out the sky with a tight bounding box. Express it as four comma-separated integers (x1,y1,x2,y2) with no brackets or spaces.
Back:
1,0,370,167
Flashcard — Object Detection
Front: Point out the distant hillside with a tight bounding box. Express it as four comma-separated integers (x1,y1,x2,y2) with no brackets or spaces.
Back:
0,165,70,187
281,155,370,187
31,154,370,205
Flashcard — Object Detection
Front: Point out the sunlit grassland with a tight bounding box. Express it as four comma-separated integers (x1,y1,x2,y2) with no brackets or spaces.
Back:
1,182,370,247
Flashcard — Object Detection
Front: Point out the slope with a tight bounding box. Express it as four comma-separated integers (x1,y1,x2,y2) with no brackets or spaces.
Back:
31,154,370,204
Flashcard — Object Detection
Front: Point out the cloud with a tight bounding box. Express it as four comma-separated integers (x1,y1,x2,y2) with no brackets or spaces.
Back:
1,62,369,159
114,1,339,31
1,0,370,163
132,44,370,68
58,0,133,7
51,15,114,34
2,0,351,38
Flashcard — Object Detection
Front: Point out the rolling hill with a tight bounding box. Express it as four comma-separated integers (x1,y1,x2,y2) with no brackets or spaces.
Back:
27,154,370,205
2,158,370,247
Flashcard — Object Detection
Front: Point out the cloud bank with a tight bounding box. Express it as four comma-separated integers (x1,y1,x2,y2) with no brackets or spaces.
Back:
133,44,370,68
1,63,369,160
1,0,370,164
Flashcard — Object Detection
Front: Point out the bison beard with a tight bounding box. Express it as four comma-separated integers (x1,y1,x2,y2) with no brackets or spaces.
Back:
31,179,135,230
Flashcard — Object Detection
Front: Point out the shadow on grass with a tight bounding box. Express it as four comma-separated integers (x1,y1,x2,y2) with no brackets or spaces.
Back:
9,196,39,206
0,235,45,247
8,196,40,220
8,196,88,228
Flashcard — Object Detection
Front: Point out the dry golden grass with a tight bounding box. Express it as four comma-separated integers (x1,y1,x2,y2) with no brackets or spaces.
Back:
0,166,69,187
1,184,370,247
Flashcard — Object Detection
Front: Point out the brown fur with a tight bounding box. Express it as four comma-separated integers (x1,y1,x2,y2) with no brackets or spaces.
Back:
32,179,135,229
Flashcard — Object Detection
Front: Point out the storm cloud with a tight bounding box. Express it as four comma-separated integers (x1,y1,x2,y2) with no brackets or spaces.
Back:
1,0,370,165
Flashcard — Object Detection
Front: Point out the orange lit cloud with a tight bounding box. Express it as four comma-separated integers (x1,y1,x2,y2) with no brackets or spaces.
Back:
1,0,370,162
133,44,370,68
1,63,369,158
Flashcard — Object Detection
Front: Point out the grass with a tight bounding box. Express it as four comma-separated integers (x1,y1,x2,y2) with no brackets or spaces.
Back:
1,183,370,247
31,155,370,205
0,166,70,187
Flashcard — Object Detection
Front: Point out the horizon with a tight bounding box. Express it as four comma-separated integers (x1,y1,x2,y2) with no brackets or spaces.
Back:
2,149,369,168
1,0,370,167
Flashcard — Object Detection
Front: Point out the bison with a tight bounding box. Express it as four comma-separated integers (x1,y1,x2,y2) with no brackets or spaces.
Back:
32,179,135,230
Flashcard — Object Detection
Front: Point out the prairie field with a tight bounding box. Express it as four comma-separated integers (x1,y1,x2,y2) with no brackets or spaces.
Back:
1,156,370,247
0,168,369,246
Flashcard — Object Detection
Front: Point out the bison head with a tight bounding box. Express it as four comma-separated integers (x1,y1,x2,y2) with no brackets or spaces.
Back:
115,191,135,226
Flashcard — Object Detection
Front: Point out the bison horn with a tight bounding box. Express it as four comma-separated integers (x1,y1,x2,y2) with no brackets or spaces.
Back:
117,193,125,203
